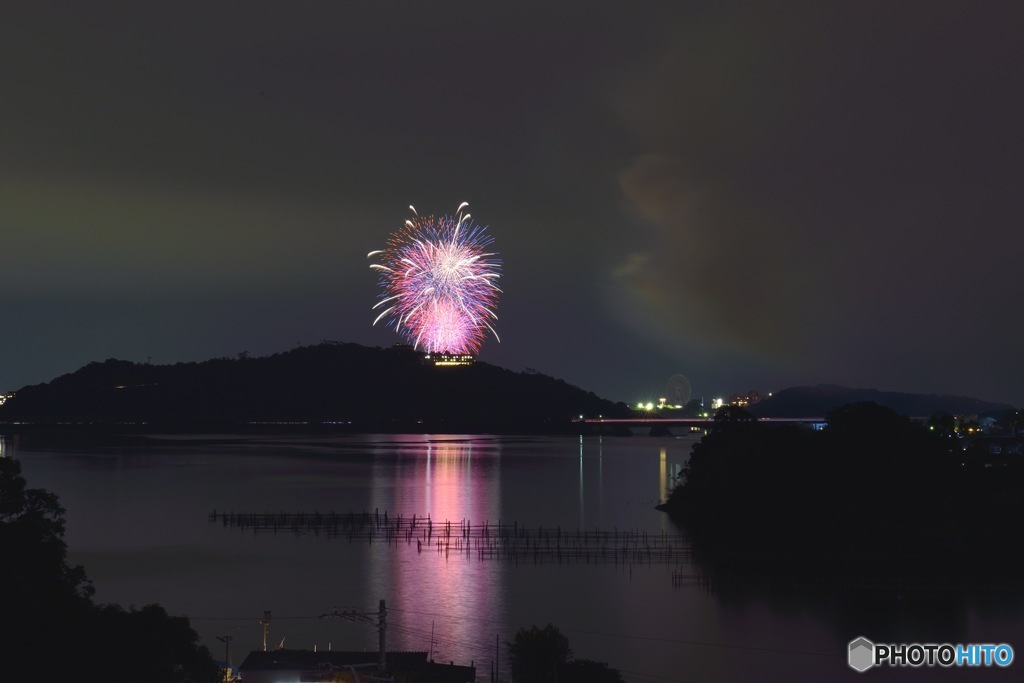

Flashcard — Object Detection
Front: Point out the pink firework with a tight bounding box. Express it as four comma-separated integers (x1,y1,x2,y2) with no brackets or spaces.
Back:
368,203,502,354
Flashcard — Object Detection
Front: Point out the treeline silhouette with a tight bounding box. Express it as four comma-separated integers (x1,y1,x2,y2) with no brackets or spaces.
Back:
1,342,628,432
661,402,1024,584
0,457,219,682
507,623,624,683
749,384,1012,418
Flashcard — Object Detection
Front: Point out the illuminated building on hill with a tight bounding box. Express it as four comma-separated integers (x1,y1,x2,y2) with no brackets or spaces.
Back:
424,352,474,367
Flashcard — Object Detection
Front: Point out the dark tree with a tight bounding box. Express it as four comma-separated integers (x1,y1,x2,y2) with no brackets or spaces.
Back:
507,624,572,683
1,456,94,661
559,658,625,683
994,408,1023,435
86,604,221,683
0,457,218,681
507,624,625,683
927,411,956,438
711,404,758,425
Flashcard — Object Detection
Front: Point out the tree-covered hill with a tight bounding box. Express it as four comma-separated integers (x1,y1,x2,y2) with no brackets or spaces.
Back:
749,384,1012,418
661,402,1024,583
1,343,629,431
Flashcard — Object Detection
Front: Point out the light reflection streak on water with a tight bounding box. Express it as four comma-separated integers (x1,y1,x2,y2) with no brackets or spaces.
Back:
659,447,667,532
578,435,584,528
365,435,502,670
659,447,667,503
578,436,607,530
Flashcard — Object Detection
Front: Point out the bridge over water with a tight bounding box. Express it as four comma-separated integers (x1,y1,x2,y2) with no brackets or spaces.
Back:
572,416,828,429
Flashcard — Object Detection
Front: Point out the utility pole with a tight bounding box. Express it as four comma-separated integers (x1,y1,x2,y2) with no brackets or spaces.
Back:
378,599,387,677
216,636,233,682
260,611,272,652
318,600,387,674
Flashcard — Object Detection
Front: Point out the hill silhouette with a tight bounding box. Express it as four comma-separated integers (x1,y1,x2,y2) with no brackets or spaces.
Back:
661,402,1024,589
0,342,628,432
749,384,1012,417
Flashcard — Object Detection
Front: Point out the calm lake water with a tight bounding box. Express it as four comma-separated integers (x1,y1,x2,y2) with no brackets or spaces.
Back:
5,433,1023,682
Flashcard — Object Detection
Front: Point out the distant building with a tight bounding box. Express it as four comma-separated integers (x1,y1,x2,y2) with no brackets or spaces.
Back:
0,392,13,407
423,353,474,367
729,390,762,408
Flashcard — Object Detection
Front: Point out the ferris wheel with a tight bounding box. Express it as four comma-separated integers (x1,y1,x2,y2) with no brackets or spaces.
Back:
665,374,692,407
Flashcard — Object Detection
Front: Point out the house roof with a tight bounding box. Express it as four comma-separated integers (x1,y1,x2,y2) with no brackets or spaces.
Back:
239,649,427,671
421,660,478,683
238,649,476,682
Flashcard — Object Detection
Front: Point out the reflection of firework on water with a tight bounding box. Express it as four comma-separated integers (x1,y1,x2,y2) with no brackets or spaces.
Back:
368,203,502,354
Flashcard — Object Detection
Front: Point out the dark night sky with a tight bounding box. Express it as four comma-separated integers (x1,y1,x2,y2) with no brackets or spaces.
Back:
3,1,1022,407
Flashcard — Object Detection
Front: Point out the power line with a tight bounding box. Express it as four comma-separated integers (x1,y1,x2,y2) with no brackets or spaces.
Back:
389,606,508,627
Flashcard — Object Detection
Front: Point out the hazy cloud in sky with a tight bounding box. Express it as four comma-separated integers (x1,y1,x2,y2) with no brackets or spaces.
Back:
2,1,1022,405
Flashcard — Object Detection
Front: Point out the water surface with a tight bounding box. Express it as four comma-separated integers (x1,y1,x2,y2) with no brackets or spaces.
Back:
8,433,1020,682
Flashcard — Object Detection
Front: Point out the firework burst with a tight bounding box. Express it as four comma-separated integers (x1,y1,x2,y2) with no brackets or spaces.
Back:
368,203,502,354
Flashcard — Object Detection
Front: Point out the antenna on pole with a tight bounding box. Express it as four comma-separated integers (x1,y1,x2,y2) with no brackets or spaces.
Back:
260,611,271,652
